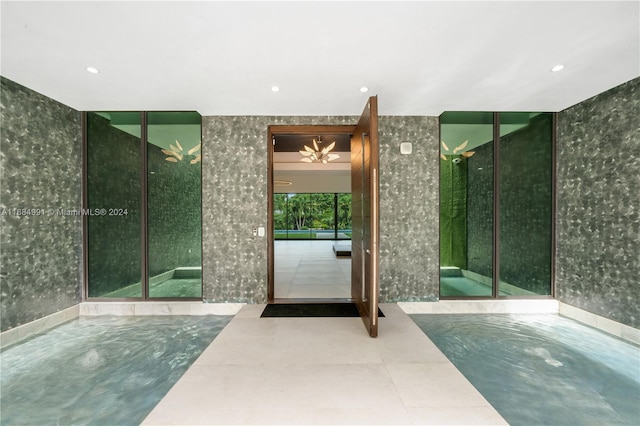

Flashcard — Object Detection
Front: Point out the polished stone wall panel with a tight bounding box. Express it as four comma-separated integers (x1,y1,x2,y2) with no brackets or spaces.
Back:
378,116,440,301
0,77,82,331
201,115,440,303
499,114,553,294
148,143,202,277
201,116,354,303
557,77,640,328
86,114,141,296
466,142,494,277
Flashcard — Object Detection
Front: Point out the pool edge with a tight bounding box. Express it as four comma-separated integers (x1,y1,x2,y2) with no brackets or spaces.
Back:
398,300,640,345
0,305,80,349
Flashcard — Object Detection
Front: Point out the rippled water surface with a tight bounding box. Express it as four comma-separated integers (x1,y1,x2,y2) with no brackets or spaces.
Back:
411,314,640,426
1,315,232,426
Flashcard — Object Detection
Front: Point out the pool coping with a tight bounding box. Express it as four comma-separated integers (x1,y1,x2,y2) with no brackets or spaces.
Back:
0,305,79,349
398,300,640,346
3,300,638,349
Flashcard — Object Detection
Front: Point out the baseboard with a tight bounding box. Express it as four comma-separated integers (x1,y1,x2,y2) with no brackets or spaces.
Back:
0,305,79,349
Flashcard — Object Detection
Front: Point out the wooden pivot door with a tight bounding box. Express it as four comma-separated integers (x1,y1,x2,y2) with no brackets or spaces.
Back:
350,96,380,337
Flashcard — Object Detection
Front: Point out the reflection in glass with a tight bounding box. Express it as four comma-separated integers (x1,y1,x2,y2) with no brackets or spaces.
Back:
499,113,553,296
440,112,494,297
87,112,142,297
147,112,202,298
439,112,554,298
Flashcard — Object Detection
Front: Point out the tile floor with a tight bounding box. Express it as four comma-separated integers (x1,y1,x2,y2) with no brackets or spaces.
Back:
142,303,507,425
274,240,351,299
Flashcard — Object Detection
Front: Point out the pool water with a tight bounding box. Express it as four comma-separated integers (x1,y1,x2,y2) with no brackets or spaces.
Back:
0,315,232,425
411,313,640,426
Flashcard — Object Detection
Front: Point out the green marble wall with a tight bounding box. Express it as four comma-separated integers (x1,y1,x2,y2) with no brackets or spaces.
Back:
557,77,640,328
499,113,553,294
201,115,440,303
86,113,141,297
147,143,202,278
378,116,440,301
0,77,82,331
466,142,494,278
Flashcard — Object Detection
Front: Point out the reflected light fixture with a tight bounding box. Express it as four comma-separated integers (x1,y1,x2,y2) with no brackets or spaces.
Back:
299,136,340,164
551,64,565,72
86,66,99,74
360,86,369,93
439,140,475,162
162,140,201,164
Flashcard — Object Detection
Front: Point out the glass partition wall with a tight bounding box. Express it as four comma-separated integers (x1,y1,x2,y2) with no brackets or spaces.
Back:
439,112,554,298
85,111,202,299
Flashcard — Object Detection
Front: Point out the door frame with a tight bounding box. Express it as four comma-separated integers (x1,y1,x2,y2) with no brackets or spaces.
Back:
267,125,355,303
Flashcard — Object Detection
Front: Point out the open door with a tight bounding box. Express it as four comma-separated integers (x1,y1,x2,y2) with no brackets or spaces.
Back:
351,96,379,337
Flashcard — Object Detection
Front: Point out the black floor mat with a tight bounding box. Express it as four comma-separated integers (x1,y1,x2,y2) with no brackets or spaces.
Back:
260,303,384,318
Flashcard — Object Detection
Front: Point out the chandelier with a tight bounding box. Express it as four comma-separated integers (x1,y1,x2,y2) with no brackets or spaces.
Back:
299,136,340,163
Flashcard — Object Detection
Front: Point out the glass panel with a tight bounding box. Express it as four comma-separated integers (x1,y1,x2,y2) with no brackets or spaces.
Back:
499,113,553,296
310,193,335,239
273,193,350,240
286,193,311,239
87,112,142,297
273,193,288,239
440,112,494,297
147,112,202,298
337,193,352,240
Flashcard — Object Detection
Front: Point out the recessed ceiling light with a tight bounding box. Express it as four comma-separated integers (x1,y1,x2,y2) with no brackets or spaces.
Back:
86,66,99,74
551,65,565,72
271,86,280,92
360,86,369,93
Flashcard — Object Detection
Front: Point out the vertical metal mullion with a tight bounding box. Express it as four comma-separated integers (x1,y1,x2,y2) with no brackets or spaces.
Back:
493,112,500,298
140,112,149,299
551,112,558,298
199,115,204,300
334,193,339,240
81,112,89,300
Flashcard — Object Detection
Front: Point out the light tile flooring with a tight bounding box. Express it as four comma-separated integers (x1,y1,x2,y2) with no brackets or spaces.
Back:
142,303,507,425
275,240,351,299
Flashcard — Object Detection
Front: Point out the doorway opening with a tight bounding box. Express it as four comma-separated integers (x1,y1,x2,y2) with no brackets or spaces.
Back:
266,96,380,337
268,126,354,303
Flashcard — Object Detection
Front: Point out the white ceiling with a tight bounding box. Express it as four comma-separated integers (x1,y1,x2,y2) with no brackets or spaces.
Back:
1,1,638,116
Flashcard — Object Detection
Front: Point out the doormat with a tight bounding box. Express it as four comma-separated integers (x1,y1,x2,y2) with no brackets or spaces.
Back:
260,303,384,318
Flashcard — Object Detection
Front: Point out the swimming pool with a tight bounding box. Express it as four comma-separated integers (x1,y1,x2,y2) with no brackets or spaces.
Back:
0,315,232,425
411,313,640,425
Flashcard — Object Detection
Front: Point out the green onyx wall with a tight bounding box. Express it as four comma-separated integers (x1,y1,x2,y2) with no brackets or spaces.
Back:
0,77,82,331
499,114,553,294
557,77,640,328
378,116,440,302
201,115,440,303
147,143,202,278
466,142,494,278
86,114,142,297
86,113,203,297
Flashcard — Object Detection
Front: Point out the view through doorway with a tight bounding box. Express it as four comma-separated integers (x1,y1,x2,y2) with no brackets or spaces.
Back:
266,97,380,337
269,127,353,301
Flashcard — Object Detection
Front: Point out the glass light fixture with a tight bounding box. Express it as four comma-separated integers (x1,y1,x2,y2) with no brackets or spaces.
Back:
299,136,340,164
